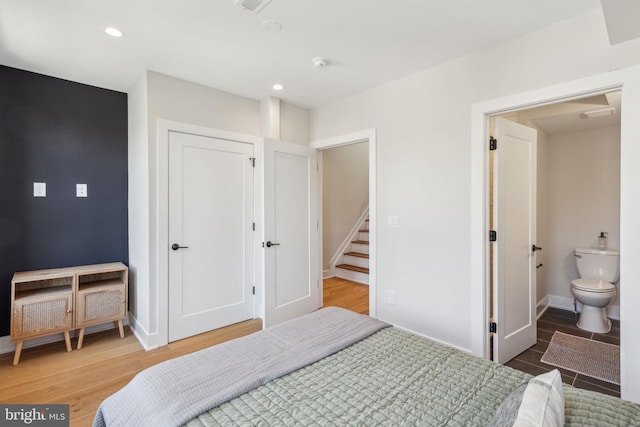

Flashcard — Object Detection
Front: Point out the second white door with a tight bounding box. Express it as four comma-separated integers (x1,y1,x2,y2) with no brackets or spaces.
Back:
168,131,255,342
493,117,538,364
263,138,320,327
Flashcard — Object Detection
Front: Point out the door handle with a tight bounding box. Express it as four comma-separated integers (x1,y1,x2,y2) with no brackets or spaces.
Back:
532,245,542,252
171,243,189,251
266,241,280,248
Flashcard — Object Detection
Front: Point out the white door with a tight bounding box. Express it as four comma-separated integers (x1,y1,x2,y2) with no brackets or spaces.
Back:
493,117,538,364
168,131,254,342
263,138,320,327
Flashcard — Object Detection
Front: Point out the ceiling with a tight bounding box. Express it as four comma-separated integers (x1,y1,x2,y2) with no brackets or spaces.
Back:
509,91,622,135
0,0,603,109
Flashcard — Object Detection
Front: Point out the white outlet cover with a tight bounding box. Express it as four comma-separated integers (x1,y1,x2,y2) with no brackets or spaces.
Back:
76,183,88,197
33,182,46,197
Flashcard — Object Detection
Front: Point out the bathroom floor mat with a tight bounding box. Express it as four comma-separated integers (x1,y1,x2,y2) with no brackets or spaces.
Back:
541,331,620,385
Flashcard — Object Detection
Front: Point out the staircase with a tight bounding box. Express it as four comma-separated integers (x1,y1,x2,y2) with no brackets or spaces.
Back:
335,218,369,285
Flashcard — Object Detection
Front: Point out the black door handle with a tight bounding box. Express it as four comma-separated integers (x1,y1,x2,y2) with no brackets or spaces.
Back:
532,245,542,252
171,243,189,250
266,241,280,248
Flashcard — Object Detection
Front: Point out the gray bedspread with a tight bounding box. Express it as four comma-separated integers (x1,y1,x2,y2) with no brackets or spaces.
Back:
93,307,389,427
187,327,640,426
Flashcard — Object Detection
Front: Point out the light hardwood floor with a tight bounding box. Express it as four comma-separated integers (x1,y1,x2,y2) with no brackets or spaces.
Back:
0,278,367,426
322,277,369,315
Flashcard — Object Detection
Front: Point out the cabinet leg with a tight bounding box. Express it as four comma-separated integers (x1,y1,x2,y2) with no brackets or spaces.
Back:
64,331,72,352
13,341,23,366
117,320,124,338
77,328,85,350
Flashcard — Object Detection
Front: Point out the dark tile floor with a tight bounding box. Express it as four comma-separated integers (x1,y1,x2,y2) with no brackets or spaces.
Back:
505,307,620,397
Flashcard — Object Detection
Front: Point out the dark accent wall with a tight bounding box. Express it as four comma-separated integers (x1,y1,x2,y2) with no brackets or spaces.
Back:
0,65,128,336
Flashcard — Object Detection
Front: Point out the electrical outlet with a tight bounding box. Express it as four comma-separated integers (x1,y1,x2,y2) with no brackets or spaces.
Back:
76,184,87,198
387,291,396,305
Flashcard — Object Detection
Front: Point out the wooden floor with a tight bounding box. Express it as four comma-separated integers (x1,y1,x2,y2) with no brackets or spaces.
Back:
0,320,262,426
322,276,369,315
0,278,367,426
505,307,620,397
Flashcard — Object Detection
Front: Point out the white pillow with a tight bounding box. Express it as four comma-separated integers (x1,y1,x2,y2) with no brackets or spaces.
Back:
491,369,565,427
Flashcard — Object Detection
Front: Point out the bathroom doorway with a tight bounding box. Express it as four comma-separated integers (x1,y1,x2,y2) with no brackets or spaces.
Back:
488,91,621,392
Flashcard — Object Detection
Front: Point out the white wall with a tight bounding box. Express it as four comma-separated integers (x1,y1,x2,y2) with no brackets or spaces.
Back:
127,73,150,335
322,143,369,271
310,8,640,369
128,71,310,347
544,126,621,308
281,102,310,145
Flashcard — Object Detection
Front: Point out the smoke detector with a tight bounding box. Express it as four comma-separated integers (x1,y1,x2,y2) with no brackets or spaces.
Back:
234,0,273,14
312,57,329,68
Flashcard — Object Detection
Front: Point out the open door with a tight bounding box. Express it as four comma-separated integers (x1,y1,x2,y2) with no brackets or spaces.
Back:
493,117,538,364
263,138,320,327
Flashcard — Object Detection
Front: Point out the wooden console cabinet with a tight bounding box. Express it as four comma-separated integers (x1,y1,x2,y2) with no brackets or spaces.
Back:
10,262,128,365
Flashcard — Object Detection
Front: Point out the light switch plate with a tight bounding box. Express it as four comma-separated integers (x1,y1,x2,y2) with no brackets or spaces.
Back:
387,215,399,228
76,184,88,197
33,182,46,197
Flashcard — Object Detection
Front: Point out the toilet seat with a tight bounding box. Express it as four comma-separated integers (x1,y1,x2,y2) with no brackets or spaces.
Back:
570,278,615,293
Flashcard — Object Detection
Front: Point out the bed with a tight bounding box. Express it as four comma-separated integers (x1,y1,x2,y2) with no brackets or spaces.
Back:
94,307,640,426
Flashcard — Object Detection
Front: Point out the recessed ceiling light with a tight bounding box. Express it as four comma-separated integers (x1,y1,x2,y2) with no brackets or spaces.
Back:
105,27,124,38
272,83,284,91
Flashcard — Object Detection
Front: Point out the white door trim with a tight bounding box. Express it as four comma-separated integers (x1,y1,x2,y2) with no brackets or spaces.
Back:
470,66,640,403
311,128,377,318
157,119,261,347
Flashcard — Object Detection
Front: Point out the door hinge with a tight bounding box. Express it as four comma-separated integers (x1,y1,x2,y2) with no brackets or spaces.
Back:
252,286,255,295
252,222,255,231
489,322,497,333
489,230,497,242
249,157,256,167
489,136,497,151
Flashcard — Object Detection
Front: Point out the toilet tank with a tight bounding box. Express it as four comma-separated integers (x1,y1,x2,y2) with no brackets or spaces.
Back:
574,248,620,283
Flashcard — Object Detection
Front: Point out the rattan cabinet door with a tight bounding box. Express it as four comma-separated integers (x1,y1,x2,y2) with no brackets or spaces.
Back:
76,283,126,328
12,290,74,340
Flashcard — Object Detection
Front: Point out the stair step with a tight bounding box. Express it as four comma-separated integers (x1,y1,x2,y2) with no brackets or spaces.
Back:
344,251,369,259
352,240,369,245
359,229,369,233
336,264,369,274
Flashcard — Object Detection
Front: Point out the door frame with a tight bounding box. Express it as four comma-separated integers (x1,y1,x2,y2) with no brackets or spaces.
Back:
311,129,377,318
157,120,261,347
470,66,640,401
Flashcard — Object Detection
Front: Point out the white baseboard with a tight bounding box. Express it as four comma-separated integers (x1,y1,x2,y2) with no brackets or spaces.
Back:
536,296,549,319
323,270,333,279
127,313,158,351
393,324,472,355
0,317,131,355
547,294,620,321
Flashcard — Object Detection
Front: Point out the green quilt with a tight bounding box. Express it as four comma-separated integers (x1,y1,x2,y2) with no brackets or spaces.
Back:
186,328,640,426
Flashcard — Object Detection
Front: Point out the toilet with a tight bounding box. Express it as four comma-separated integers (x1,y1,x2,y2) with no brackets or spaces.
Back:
570,248,619,333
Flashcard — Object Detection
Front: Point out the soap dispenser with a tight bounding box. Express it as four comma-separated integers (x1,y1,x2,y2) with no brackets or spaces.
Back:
598,232,608,250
